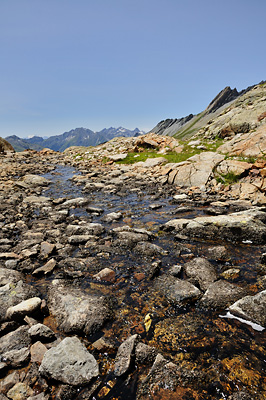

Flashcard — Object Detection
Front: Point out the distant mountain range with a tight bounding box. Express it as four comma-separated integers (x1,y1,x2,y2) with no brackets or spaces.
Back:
5,126,145,152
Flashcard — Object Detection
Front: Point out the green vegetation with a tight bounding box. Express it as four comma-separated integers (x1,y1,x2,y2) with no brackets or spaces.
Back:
216,171,240,185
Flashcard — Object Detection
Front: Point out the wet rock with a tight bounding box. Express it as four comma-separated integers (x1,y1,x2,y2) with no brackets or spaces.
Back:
134,241,167,257
39,336,99,386
47,281,112,335
221,268,240,280
183,257,218,291
102,212,122,223
228,390,256,399
93,268,115,282
114,334,139,377
135,342,158,365
28,323,56,341
92,337,116,352
33,258,57,275
168,264,182,277
137,354,179,399
155,275,202,305
229,289,266,326
7,382,34,400
199,280,245,309
207,245,228,261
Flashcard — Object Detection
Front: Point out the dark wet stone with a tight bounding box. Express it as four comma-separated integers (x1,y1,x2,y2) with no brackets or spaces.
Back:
135,342,158,365
134,242,167,257
183,257,218,291
155,275,202,305
199,280,245,309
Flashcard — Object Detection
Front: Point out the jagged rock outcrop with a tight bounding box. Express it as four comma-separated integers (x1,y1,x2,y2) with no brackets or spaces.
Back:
206,86,239,114
0,137,14,153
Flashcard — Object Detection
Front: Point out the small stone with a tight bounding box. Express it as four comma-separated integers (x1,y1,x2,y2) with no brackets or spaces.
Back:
30,341,48,364
93,268,115,282
28,323,56,341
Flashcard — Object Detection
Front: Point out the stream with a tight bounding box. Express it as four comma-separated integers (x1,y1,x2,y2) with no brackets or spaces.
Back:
36,165,266,399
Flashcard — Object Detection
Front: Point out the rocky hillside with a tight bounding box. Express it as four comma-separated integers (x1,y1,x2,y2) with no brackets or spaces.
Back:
5,126,144,152
150,82,263,139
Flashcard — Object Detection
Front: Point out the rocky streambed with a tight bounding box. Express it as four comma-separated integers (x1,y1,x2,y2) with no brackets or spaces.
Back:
0,150,266,400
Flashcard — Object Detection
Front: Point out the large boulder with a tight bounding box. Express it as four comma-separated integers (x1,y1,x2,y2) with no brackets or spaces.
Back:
183,257,218,291
47,280,112,335
39,337,99,386
163,208,266,244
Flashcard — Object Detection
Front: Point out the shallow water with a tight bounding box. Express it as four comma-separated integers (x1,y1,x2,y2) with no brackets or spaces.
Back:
40,166,266,399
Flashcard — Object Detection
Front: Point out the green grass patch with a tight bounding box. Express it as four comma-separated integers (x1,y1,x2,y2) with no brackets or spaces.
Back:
216,171,240,185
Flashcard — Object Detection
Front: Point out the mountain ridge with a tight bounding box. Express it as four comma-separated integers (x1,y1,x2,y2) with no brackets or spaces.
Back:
5,126,145,152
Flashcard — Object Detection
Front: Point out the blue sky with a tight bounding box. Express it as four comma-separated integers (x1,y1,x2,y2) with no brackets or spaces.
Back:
0,0,265,138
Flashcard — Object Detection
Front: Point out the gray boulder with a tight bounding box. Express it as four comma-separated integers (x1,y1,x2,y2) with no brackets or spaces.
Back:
183,257,218,291
229,290,266,327
155,275,202,305
47,281,112,335
199,280,245,309
39,336,99,385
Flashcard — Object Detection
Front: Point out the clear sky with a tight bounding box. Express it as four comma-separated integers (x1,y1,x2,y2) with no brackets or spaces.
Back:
0,0,265,138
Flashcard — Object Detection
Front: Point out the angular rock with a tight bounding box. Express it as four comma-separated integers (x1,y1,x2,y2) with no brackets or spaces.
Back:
229,290,266,326
183,257,217,291
30,341,48,364
39,336,99,386
47,281,112,335
28,323,56,341
137,354,179,399
134,242,167,256
0,371,20,394
155,275,202,304
33,258,56,275
7,382,34,400
114,334,139,376
199,280,244,308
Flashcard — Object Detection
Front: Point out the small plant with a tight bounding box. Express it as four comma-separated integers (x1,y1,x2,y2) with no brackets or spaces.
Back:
216,171,240,185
